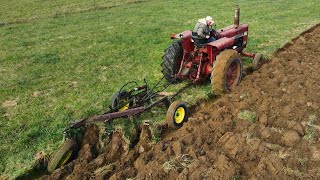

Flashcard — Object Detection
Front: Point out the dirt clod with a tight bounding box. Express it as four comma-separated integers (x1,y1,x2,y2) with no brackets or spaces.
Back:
282,130,301,147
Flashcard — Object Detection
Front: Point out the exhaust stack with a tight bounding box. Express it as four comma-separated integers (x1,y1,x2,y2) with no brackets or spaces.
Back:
234,5,240,28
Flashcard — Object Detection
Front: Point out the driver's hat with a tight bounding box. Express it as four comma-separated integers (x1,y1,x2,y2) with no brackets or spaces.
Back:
205,16,214,25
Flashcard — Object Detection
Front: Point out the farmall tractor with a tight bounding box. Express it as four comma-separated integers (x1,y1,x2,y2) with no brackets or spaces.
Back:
162,6,263,95
46,6,264,173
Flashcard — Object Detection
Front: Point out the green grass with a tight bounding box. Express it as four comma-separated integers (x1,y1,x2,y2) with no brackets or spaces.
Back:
0,0,146,23
238,110,257,123
303,114,317,142
0,0,319,178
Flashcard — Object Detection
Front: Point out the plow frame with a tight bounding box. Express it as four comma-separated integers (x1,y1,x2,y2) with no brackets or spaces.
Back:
63,78,192,139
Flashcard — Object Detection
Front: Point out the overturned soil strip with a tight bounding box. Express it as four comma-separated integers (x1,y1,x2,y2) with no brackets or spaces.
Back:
42,23,320,179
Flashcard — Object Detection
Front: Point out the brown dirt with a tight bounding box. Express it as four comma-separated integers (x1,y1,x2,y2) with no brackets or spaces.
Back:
42,23,320,179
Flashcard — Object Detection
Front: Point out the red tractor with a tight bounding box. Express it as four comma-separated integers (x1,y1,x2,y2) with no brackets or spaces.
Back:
162,6,263,95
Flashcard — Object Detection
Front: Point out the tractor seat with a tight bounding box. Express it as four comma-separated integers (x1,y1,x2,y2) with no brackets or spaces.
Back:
191,32,208,47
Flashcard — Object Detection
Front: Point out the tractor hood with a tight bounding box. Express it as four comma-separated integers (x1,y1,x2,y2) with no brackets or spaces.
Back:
208,37,235,50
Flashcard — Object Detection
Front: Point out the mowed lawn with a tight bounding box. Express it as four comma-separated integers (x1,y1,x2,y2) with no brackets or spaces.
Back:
0,0,319,178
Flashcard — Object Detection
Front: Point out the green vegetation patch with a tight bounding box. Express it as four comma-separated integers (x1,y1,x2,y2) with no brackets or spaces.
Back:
238,110,257,123
303,114,317,142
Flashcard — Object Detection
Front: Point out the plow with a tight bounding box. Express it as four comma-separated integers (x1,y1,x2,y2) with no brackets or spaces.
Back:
47,5,265,173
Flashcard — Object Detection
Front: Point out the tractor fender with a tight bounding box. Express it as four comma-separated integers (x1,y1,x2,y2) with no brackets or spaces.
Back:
207,37,235,50
171,30,192,39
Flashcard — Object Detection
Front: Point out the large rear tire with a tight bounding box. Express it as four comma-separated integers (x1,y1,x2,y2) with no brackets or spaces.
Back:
211,49,243,95
161,41,183,83
47,139,79,173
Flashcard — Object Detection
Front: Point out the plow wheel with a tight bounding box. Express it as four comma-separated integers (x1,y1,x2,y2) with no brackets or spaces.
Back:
110,90,131,112
211,49,243,95
166,101,188,129
252,53,264,71
47,139,79,173
161,40,183,83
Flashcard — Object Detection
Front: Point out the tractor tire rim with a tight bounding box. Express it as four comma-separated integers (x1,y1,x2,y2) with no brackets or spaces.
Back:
226,60,240,90
258,59,263,68
174,107,185,124
119,100,129,111
59,150,73,167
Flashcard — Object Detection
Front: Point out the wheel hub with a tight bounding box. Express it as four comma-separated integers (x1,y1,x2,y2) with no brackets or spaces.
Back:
174,107,185,124
226,61,240,90
58,150,73,167
119,100,129,111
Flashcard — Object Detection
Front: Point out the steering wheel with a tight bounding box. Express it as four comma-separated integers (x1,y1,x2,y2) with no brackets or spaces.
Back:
210,29,220,39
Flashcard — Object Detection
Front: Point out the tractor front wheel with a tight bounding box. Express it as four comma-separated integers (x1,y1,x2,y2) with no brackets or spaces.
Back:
252,53,264,71
211,49,243,95
161,41,183,83
47,139,79,173
166,101,188,129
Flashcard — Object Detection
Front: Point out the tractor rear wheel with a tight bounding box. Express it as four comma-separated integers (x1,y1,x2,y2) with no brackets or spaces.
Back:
161,40,183,83
166,101,188,129
47,139,79,173
211,49,243,95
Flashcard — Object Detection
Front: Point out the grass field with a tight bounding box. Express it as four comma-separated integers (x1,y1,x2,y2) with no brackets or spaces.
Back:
0,0,147,23
0,0,319,178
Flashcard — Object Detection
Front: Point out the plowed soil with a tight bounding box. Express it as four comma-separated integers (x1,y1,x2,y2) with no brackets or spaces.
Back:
42,23,320,179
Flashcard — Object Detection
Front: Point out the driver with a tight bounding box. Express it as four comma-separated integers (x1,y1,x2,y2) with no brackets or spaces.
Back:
192,16,216,42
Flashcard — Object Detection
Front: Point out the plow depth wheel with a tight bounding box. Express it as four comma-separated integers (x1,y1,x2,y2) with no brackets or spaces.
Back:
166,101,188,129
211,49,243,95
110,90,130,112
47,139,79,173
